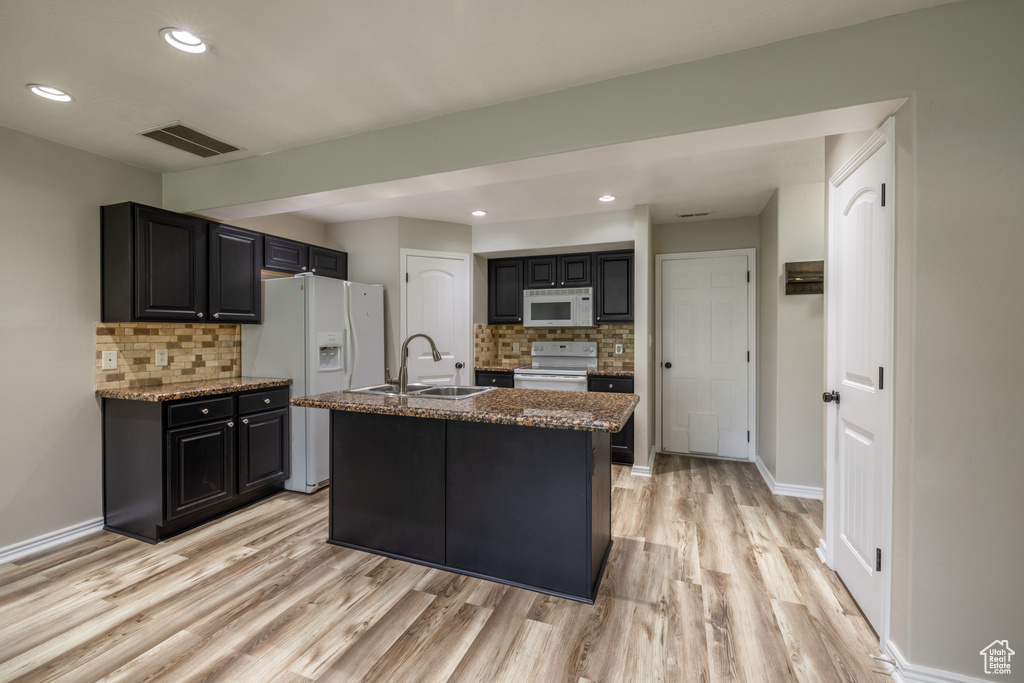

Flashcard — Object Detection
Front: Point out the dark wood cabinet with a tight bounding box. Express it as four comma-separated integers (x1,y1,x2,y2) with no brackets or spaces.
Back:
209,223,262,323
488,258,524,324
558,253,592,287
103,202,208,322
166,419,235,520
525,253,592,289
102,386,290,543
588,375,635,465
263,235,310,274
487,250,629,325
309,246,348,279
595,251,634,323
525,256,557,288
476,370,515,388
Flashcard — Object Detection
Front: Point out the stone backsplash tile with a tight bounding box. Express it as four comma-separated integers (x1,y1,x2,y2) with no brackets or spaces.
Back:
474,323,634,370
95,323,241,390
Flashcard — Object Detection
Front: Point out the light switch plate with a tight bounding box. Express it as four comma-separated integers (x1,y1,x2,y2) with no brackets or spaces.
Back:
615,343,623,355
155,348,168,366
102,350,117,370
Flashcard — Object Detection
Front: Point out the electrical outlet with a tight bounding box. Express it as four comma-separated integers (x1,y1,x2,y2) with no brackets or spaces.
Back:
615,343,623,355
513,342,520,353
155,348,168,366
102,350,117,370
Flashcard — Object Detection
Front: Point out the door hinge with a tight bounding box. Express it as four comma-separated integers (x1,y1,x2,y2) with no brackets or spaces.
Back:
747,351,750,362
405,272,409,283
876,548,882,572
747,430,750,442
881,183,886,207
879,366,884,390
747,270,750,283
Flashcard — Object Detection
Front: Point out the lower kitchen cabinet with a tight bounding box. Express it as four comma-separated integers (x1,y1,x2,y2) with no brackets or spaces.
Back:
588,375,635,465
475,370,515,388
103,387,290,543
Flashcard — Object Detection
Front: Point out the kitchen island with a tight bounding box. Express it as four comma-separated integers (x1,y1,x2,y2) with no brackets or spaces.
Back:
292,387,638,603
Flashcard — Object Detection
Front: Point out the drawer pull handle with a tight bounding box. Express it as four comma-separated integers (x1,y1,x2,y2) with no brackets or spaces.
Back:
609,383,614,389
264,398,271,404
201,408,209,414
492,379,497,384
213,313,220,319
242,418,249,424
228,422,234,428
197,312,203,318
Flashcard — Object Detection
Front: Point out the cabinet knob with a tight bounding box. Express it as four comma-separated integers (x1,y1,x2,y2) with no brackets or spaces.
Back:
491,378,497,384
301,266,307,271
213,313,220,319
242,418,249,424
201,408,209,414
227,421,234,428
197,312,203,318
312,268,316,272
517,317,521,322
551,282,554,286
561,281,564,285
264,398,271,404
609,383,614,389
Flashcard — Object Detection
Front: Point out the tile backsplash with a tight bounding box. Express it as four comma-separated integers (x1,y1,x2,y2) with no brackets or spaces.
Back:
95,323,241,390
475,323,634,369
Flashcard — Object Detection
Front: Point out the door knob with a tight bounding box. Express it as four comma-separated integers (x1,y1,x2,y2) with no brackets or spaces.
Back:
455,362,464,369
823,390,840,404
664,361,672,369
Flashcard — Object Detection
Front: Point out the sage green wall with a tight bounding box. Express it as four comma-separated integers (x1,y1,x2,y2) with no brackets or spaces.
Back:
652,216,760,255
759,194,781,480
0,125,161,550
162,1,1024,675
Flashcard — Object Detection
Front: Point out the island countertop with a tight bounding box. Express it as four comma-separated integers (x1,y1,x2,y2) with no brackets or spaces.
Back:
292,387,638,433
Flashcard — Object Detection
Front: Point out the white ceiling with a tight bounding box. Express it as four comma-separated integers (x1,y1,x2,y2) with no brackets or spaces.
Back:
1,0,952,224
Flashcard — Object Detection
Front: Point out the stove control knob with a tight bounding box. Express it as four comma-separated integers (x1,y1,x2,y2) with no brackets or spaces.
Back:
535,344,544,353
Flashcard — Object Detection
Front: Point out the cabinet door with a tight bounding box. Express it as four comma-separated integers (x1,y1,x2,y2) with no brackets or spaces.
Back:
133,206,207,321
166,419,235,520
487,258,524,324
209,224,262,324
238,408,289,493
263,235,309,274
595,251,634,323
558,253,592,287
588,375,635,464
525,256,557,288
309,246,348,279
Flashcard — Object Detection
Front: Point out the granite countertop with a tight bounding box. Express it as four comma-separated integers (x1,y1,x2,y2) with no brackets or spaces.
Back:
96,377,292,402
473,361,634,378
292,387,639,433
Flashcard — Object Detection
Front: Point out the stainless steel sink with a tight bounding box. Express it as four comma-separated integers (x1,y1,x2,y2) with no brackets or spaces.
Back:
347,383,496,399
414,385,497,399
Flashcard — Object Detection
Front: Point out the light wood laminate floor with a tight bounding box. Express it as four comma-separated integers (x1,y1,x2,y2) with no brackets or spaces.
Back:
0,455,891,682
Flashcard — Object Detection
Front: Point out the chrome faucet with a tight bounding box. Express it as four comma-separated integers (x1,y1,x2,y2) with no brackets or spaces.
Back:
398,333,443,394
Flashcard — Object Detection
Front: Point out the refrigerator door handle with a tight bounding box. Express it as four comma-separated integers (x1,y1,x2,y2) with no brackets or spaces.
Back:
345,285,357,390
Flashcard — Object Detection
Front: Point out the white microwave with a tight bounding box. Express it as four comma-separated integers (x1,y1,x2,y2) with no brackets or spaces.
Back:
523,287,594,327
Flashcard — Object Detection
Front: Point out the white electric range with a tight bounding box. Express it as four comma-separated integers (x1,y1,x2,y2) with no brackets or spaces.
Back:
513,341,596,392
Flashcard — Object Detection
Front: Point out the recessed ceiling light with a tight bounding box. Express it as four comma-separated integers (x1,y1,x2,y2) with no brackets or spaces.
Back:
598,195,616,202
27,84,73,102
471,210,487,217
160,28,207,53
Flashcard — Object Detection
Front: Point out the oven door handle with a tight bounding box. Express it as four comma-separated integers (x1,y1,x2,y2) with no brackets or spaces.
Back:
515,375,588,383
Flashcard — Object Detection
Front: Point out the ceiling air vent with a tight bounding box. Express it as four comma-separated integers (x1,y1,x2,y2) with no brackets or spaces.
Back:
677,211,712,219
136,121,240,158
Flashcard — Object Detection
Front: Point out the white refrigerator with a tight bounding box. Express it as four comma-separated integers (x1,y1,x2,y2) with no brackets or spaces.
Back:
242,275,385,493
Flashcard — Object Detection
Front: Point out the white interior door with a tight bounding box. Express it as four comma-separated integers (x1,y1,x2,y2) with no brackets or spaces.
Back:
401,250,471,386
661,252,752,459
825,120,894,635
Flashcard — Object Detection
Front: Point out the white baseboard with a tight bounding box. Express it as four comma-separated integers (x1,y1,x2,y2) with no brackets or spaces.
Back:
0,517,104,565
630,447,658,477
815,539,828,565
754,455,824,500
885,639,989,683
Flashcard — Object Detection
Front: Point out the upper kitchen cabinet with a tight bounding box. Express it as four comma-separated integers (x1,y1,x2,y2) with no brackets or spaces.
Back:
594,251,634,323
263,235,348,280
209,223,262,323
524,253,592,289
309,246,348,279
102,202,208,322
488,258,524,324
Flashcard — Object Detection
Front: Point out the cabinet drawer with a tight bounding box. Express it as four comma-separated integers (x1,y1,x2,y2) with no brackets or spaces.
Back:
476,371,515,388
239,388,290,415
587,376,634,393
166,396,235,428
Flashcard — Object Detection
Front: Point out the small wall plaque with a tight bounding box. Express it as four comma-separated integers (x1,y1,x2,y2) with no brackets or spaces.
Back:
785,260,824,295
